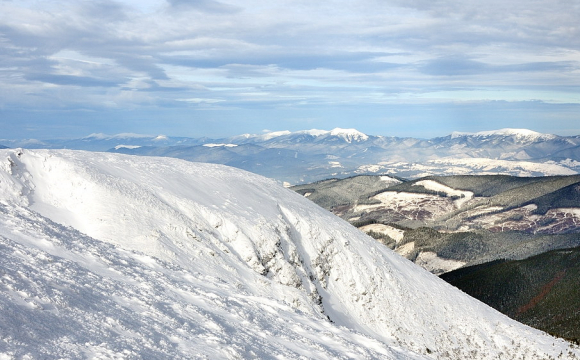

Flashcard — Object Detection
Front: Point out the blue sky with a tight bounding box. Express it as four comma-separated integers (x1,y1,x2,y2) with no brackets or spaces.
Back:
1,0,579,139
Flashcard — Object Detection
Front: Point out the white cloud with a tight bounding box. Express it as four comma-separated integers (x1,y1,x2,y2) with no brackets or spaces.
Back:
0,0,579,138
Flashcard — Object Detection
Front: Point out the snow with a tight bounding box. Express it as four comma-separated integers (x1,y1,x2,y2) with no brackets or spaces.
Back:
357,157,578,179
413,180,473,208
354,191,457,221
0,208,414,359
261,130,292,140
380,176,400,184
83,132,110,139
430,157,577,176
203,143,238,148
396,242,415,257
0,149,578,359
114,145,142,150
238,128,369,144
298,129,330,137
359,224,405,243
329,128,369,142
414,252,466,275
260,128,369,142
84,132,152,140
357,164,382,173
468,205,580,234
460,205,505,219
450,128,556,140
254,129,331,140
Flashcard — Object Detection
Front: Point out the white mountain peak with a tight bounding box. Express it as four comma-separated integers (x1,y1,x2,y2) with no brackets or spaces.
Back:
153,134,168,141
451,128,556,140
260,130,292,140
240,128,369,143
329,127,369,142
296,129,329,137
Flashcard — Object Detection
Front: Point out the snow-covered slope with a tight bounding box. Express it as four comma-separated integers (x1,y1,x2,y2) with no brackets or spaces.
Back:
0,204,415,359
0,149,578,359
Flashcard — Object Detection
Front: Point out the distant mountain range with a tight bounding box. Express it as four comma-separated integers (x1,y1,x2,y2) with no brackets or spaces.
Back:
2,128,580,184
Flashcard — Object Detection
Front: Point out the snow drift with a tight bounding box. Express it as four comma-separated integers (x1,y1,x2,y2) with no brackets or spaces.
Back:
0,149,578,359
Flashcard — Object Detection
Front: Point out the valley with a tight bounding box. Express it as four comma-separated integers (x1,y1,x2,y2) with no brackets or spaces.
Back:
292,173,580,342
441,248,580,344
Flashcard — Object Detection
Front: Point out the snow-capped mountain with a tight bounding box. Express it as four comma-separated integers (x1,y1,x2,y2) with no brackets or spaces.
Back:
450,128,558,142
0,149,578,359
229,128,370,146
2,128,580,184
110,128,580,183
329,128,370,143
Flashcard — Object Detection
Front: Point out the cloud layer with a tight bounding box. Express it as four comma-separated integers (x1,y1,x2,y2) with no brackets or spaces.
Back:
1,0,579,138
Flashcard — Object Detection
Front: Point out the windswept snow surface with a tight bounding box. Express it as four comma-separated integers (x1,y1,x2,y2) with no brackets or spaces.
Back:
0,149,578,359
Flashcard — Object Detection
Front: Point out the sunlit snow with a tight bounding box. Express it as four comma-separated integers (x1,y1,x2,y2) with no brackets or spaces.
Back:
0,149,578,359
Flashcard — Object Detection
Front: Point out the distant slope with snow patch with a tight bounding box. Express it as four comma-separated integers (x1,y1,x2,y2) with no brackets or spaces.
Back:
0,149,578,359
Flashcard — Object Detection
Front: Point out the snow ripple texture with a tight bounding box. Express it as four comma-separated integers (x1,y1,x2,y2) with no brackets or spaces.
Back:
0,149,577,360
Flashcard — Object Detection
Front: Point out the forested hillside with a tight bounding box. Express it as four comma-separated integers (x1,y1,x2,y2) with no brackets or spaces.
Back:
293,174,580,341
441,247,580,343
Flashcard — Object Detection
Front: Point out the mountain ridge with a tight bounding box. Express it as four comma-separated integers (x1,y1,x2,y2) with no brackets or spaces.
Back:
2,128,580,184
1,127,571,149
1,149,578,359
449,128,558,141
